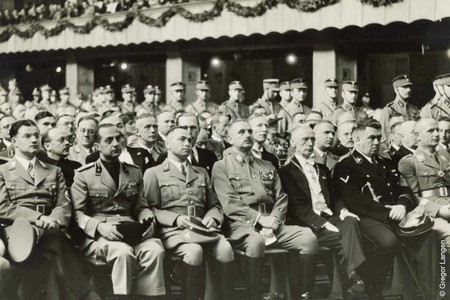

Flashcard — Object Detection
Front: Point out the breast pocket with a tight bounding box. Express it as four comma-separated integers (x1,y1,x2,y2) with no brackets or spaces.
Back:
417,171,441,189
159,181,180,200
88,190,109,211
228,173,253,194
195,181,207,200
5,182,26,201
44,182,57,196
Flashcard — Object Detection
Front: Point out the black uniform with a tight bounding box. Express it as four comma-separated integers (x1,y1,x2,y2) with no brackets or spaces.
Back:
331,143,351,158
391,145,413,170
41,156,82,187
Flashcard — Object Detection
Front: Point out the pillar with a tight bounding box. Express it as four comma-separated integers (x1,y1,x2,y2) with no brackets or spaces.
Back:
66,56,94,100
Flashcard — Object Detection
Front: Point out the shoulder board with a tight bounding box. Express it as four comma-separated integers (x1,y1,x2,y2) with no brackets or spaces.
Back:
404,153,413,158
77,162,96,172
386,102,394,107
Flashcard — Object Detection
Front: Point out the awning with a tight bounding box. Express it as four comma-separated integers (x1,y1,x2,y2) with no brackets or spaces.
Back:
0,0,449,54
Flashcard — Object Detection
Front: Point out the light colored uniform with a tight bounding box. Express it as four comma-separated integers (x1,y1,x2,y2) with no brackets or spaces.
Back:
186,100,219,115
71,159,165,296
218,99,249,121
379,97,420,142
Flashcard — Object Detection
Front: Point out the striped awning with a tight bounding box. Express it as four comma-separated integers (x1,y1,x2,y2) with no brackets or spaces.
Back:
0,0,449,54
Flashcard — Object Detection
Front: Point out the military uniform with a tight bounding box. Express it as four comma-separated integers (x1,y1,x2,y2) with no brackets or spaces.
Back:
120,101,135,114
68,144,95,165
135,103,162,116
331,102,367,126
0,157,96,299
186,100,219,115
256,96,284,117
313,99,337,120
164,101,186,114
420,96,441,119
218,99,249,121
380,98,420,141
41,156,81,187
277,100,311,137
314,148,339,171
333,150,413,292
398,148,450,249
71,159,165,296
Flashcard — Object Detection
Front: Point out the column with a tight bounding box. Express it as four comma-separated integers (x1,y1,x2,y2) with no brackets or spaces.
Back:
166,52,183,104
66,56,94,100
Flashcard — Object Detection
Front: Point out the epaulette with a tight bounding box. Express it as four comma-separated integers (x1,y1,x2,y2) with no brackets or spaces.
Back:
77,162,95,172
386,101,394,107
163,163,170,172
403,153,413,159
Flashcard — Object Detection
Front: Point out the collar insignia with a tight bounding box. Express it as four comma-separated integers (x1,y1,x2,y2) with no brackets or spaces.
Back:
340,176,349,183
163,163,170,172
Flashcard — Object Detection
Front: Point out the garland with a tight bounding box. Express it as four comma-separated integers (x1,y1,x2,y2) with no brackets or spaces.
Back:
0,0,400,43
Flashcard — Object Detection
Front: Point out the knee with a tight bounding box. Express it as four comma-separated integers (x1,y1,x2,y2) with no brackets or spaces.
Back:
379,234,400,254
244,235,265,258
215,240,234,263
0,257,10,272
109,243,136,261
342,216,359,228
141,243,165,263
183,244,203,266
298,228,319,255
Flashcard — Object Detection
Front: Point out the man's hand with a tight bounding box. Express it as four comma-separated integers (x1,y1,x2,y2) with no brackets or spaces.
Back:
175,216,190,229
323,222,339,232
202,217,218,229
142,222,155,240
339,209,360,221
437,204,450,220
97,223,123,241
258,216,280,231
385,205,406,221
35,216,60,230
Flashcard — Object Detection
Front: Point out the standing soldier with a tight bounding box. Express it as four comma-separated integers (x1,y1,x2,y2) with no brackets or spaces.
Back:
212,119,318,300
420,75,444,119
104,85,117,108
256,79,283,116
165,82,186,114
380,75,419,142
31,87,41,105
154,86,164,111
40,84,57,115
333,118,413,299
332,81,367,126
186,81,218,115
279,81,292,108
431,74,450,120
136,85,161,116
71,124,166,298
219,81,249,120
57,87,75,116
143,127,234,300
313,78,339,120
120,84,136,114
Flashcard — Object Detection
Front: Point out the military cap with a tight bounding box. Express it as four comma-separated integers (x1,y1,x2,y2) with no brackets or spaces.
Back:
116,220,151,246
154,86,162,94
229,81,244,90
263,78,280,90
181,217,220,244
51,90,57,97
363,92,370,97
0,89,8,96
104,85,114,93
439,73,450,86
196,80,210,90
59,87,69,95
396,206,433,237
170,82,185,91
11,88,22,96
4,218,36,263
392,74,413,88
342,81,359,92
143,85,155,94
291,78,308,89
41,84,51,92
324,78,338,88
75,92,85,100
32,88,41,96
279,81,292,91
121,84,135,93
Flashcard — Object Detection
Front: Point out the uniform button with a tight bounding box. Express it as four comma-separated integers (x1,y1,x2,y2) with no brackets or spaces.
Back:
189,191,193,195
253,176,256,178
35,187,38,190
246,221,250,224
187,183,190,187
190,200,194,204
35,196,38,199
96,194,99,197
387,183,390,186
236,177,240,180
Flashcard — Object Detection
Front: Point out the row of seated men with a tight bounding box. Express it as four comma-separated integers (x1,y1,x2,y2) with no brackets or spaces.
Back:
0,99,448,300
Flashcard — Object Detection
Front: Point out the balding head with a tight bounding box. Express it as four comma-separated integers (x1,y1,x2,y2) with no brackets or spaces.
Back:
415,118,439,149
228,119,253,151
396,120,417,149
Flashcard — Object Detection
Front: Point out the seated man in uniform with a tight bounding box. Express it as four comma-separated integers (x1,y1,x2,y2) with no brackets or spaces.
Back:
143,127,234,300
212,119,318,300
333,118,413,300
71,124,166,298
398,118,450,250
0,119,99,300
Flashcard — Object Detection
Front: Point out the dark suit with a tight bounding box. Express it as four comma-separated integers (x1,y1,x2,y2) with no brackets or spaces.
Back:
331,143,351,158
279,156,366,275
157,147,218,176
261,147,279,169
391,145,413,170
86,146,157,173
41,156,82,187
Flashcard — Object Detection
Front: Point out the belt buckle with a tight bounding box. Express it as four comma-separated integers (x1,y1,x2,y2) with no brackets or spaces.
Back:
36,204,46,215
439,187,448,197
187,206,196,217
258,203,267,215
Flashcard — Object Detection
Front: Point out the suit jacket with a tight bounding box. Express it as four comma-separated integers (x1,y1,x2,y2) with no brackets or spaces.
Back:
41,156,82,187
208,138,231,160
261,147,279,169
156,147,218,175
68,144,93,166
71,159,153,239
333,150,413,222
86,146,157,173
0,157,71,226
391,145,413,170
279,156,345,232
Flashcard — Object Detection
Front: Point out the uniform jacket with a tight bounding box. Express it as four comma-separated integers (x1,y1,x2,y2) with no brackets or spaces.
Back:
156,147,218,176
261,147,279,169
279,156,345,232
185,100,218,115
331,103,368,126
313,100,337,120
380,98,420,141
0,157,70,226
142,158,223,239
218,100,249,121
212,150,287,228
256,97,284,117
164,101,186,114
330,143,351,158
86,146,157,173
68,144,93,166
398,148,450,217
134,103,162,116
71,159,153,239
314,149,338,171
420,96,440,119
391,145,413,170
41,156,82,187
430,97,450,119
333,150,413,222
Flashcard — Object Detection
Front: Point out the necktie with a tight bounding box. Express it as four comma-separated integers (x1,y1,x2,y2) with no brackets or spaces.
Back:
322,153,327,166
180,163,187,178
27,162,35,180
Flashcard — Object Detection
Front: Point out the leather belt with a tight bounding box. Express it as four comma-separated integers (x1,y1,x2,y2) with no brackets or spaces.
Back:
420,187,450,197
35,204,52,216
249,203,274,215
166,206,205,218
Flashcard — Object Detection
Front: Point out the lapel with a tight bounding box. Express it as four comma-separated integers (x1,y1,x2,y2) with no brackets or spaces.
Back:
290,156,311,199
351,151,383,178
115,163,131,197
11,158,34,185
167,159,187,182
128,147,143,169
186,163,199,185
436,150,450,171
99,160,117,191
34,160,49,187
415,148,440,170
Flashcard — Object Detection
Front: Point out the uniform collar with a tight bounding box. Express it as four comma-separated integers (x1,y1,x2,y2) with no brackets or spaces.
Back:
15,154,36,170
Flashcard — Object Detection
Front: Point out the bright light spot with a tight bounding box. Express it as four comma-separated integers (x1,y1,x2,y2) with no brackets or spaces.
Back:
120,63,128,70
25,64,33,72
286,54,298,65
56,66,62,73
211,57,221,67
447,48,450,59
